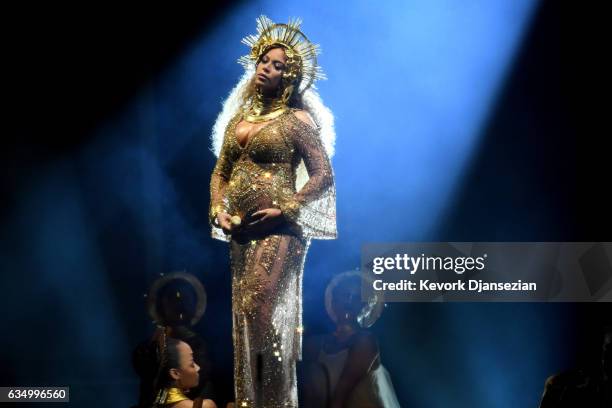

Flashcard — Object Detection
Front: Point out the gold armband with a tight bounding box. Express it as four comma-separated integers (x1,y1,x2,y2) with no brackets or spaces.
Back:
210,204,227,227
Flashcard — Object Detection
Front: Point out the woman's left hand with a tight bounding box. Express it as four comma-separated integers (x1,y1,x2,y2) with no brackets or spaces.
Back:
246,208,284,233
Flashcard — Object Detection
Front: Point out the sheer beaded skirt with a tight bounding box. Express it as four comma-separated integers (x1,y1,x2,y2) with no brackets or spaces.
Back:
230,234,310,407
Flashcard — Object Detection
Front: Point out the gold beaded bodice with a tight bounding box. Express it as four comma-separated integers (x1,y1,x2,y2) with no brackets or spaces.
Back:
209,108,336,241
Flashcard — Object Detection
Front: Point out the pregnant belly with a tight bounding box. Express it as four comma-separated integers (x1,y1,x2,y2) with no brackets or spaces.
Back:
228,186,275,222
226,163,294,222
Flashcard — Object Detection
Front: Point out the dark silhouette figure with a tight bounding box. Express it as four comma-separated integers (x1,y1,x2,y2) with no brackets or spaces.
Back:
539,326,612,408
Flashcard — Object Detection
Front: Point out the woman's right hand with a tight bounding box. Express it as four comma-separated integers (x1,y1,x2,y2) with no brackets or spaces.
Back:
216,212,233,234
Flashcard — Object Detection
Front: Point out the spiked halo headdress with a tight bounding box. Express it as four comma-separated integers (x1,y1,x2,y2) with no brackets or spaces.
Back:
238,15,326,94
211,15,335,162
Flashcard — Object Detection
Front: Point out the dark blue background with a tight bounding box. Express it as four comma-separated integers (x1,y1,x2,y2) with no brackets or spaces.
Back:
1,2,610,407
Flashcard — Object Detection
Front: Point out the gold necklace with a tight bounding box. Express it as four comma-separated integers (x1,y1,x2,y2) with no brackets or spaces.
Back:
157,387,188,404
243,89,287,123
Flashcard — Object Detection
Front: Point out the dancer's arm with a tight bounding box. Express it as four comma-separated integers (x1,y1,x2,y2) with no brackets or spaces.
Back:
172,398,217,408
330,332,379,408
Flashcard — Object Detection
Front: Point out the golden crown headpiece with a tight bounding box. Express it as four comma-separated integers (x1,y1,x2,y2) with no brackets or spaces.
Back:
238,15,326,94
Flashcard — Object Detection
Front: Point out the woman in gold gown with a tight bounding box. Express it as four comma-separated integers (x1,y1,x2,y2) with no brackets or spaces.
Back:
208,16,337,408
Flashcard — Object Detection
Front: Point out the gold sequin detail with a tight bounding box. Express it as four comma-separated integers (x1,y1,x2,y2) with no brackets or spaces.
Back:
210,109,336,241
210,109,336,407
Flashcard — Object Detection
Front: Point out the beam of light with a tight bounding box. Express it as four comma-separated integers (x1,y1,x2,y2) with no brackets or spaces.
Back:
127,2,541,407
15,1,539,406
147,0,538,251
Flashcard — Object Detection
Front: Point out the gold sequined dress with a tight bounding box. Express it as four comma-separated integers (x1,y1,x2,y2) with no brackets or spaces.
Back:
209,108,337,407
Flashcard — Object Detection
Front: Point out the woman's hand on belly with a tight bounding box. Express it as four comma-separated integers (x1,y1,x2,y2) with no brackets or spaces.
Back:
245,208,284,234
